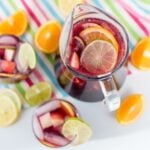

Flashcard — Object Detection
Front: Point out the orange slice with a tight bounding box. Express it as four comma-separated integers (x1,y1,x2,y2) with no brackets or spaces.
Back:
80,40,117,74
80,26,118,52
0,10,28,36
35,20,62,54
116,94,144,125
131,37,150,70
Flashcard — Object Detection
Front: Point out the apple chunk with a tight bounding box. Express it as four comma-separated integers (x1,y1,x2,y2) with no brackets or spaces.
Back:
39,113,52,129
51,111,64,127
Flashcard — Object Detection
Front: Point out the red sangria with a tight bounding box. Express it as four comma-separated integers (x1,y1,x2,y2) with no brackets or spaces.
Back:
57,4,129,110
32,99,79,148
0,35,36,83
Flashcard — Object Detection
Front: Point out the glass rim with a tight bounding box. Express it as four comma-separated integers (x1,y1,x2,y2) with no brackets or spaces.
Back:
32,99,80,148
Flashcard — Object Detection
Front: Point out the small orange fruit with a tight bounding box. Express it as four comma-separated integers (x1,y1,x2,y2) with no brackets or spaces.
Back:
116,94,144,125
0,10,28,36
131,37,150,70
35,20,62,54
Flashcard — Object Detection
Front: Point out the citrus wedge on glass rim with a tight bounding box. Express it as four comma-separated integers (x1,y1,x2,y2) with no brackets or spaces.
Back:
58,0,84,17
0,95,19,127
62,118,92,145
80,40,118,75
0,10,28,36
25,82,52,106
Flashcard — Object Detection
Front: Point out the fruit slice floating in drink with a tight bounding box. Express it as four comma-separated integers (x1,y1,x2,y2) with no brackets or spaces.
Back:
80,26,118,51
67,18,125,77
32,99,79,148
0,35,36,83
80,40,117,74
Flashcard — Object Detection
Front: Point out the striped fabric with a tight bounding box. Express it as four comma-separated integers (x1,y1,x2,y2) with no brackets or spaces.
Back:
0,0,149,98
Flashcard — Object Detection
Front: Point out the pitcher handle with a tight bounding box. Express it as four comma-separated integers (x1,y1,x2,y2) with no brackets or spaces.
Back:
99,77,120,111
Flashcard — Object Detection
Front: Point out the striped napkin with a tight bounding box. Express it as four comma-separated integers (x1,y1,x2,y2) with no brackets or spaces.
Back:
0,0,149,98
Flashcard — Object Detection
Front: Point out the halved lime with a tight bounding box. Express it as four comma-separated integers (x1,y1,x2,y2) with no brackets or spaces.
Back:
0,89,22,112
62,118,92,145
0,95,19,127
25,82,52,106
17,43,36,72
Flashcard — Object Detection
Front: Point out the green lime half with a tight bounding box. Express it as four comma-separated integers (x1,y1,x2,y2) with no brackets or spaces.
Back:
25,82,52,106
62,118,92,145
18,43,36,70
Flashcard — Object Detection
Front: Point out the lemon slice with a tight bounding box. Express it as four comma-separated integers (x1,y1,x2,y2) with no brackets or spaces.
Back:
0,95,18,127
58,0,84,17
0,89,22,112
62,118,92,145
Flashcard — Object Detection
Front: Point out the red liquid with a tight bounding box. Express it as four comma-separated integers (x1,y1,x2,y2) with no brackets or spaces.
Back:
55,18,126,102
67,18,125,77
32,100,78,148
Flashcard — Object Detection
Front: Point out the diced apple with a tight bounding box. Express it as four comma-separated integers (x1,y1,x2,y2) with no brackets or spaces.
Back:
70,52,80,69
33,116,44,140
4,49,15,61
44,132,70,146
36,101,61,116
51,111,64,127
0,60,16,74
39,112,52,129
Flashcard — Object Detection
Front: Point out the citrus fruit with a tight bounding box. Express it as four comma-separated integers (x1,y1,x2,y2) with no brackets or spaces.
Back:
80,26,118,51
35,20,61,54
58,0,84,17
62,118,92,145
0,89,22,112
0,95,19,127
131,37,150,70
80,40,117,74
25,82,52,106
116,94,144,125
0,10,28,36
16,43,37,73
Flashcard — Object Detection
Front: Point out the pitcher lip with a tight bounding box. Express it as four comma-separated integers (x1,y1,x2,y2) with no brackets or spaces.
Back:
65,3,129,81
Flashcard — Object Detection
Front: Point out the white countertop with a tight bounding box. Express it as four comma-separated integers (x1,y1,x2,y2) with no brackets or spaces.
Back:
0,64,150,150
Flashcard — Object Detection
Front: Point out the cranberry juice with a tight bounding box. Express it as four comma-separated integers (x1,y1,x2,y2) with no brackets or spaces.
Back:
67,18,125,77
32,100,78,148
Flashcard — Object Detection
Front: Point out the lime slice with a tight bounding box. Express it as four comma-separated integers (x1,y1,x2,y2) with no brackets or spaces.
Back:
25,82,52,106
81,40,117,75
0,89,22,112
17,43,36,72
0,95,18,127
62,118,92,145
58,0,84,17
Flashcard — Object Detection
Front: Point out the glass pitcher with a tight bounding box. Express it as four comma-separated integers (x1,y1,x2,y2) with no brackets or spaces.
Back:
55,4,129,111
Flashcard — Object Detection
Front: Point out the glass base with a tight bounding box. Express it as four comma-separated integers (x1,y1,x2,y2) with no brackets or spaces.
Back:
54,58,128,102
